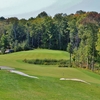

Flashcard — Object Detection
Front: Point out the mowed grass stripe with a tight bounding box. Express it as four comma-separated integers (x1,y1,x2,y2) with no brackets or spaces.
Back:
0,49,69,60
0,49,100,100
0,70,100,100
0,49,100,84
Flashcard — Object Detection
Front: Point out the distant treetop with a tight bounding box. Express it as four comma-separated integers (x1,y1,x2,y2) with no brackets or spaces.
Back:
37,11,48,18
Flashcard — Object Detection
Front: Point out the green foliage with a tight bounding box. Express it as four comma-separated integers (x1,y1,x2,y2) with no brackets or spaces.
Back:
0,11,100,69
14,43,22,52
67,43,73,53
37,11,48,18
0,47,5,54
23,59,69,67
1,34,9,48
96,32,100,54
21,41,30,50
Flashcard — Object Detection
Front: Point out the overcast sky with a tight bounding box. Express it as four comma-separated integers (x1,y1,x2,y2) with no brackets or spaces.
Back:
0,0,100,19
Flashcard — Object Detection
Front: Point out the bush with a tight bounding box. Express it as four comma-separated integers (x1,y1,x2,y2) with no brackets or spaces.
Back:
21,41,31,51
23,59,69,66
0,52,2,55
58,64,68,67
1,47,5,54
58,60,70,67
14,45,22,52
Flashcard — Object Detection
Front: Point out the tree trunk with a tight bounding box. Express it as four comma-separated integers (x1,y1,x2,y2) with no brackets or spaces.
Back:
91,57,94,71
87,56,89,69
70,53,72,67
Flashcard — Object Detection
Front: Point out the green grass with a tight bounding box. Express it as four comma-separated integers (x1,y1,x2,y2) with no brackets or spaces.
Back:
0,49,100,100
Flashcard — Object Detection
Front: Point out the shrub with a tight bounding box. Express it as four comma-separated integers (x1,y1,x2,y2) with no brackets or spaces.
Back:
21,41,31,51
23,59,69,66
14,45,22,52
58,64,68,67
0,52,2,55
1,47,5,54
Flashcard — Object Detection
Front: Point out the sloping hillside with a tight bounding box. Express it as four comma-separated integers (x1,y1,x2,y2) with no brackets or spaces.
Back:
0,49,100,100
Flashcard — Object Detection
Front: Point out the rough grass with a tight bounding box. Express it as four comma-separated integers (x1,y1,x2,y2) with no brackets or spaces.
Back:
0,49,100,100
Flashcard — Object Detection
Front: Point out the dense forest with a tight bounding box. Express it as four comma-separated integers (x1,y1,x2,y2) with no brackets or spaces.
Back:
0,10,100,70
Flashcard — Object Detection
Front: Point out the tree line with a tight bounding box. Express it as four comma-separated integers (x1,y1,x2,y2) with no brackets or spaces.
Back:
0,10,100,70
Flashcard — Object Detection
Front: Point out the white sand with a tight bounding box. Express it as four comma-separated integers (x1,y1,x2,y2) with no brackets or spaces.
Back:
0,66,14,70
60,78,90,84
10,70,39,79
0,66,38,79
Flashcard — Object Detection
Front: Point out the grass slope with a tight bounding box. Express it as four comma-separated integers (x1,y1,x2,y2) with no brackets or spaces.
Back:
0,49,100,100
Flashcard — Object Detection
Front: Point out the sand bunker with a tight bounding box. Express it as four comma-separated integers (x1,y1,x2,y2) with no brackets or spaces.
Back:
10,70,39,79
60,78,90,84
0,66,38,79
0,66,14,70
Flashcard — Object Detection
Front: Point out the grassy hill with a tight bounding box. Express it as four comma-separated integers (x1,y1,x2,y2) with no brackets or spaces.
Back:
0,49,100,100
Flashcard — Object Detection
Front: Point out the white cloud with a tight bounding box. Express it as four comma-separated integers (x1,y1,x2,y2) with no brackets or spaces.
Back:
0,0,57,16
0,0,100,19
0,0,18,9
